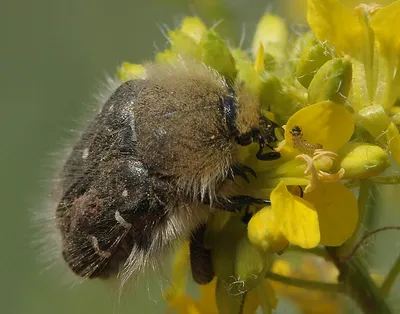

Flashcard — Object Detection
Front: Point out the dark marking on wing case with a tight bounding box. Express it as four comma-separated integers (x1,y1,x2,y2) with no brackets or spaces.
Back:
56,80,169,278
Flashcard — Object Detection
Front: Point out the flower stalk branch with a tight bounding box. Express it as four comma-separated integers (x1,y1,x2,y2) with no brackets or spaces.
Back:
265,271,345,293
326,247,392,314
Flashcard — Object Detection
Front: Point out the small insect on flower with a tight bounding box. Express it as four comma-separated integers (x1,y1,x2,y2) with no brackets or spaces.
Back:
290,125,322,155
54,59,281,285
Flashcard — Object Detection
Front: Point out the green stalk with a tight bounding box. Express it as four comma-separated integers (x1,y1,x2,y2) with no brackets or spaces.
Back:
381,254,400,298
326,247,392,314
265,272,345,293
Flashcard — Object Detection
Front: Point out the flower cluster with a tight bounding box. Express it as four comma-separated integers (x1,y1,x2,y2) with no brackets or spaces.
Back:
119,1,400,313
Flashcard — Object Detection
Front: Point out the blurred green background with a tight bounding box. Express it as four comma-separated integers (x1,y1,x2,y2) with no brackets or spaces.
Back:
1,1,399,314
0,1,285,313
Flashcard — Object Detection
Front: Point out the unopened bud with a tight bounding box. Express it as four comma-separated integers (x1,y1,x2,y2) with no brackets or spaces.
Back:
308,58,352,105
339,142,390,179
201,30,236,81
169,29,201,59
180,16,207,43
252,14,288,63
296,39,332,88
117,63,146,82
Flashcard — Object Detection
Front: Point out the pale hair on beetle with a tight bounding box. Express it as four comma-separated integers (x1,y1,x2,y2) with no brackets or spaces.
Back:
44,58,281,294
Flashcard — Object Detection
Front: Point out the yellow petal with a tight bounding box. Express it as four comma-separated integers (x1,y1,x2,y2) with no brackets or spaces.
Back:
271,182,320,248
285,101,354,153
247,207,289,253
370,3,400,109
196,279,219,314
164,242,190,300
254,43,265,72
304,182,358,246
307,0,362,54
307,0,364,55
370,1,400,54
166,294,200,314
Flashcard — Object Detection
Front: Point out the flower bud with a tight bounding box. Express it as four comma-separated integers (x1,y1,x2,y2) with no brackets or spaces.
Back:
211,216,244,281
169,29,201,59
386,122,400,164
117,63,146,82
339,142,390,179
289,31,315,69
357,105,391,146
155,49,178,64
252,14,288,63
296,39,332,88
235,59,262,95
201,30,236,81
180,16,207,43
234,233,270,290
308,58,352,105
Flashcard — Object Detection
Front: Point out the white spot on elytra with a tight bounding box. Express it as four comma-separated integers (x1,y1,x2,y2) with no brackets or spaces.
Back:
82,148,89,159
122,189,128,197
115,210,132,229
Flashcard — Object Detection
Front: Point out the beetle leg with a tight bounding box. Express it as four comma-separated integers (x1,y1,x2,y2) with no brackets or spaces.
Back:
214,195,271,213
227,164,257,183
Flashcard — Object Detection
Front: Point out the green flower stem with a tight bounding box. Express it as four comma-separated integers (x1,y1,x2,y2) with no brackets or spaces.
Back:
341,227,400,262
326,247,392,314
368,176,400,184
381,254,400,298
265,271,345,293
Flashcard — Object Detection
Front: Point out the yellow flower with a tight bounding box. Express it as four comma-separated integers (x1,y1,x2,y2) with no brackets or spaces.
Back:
282,0,394,24
119,9,398,314
247,100,359,249
307,0,400,163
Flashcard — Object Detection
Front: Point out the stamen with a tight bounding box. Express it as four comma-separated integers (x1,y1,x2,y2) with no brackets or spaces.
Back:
296,154,319,193
296,150,346,193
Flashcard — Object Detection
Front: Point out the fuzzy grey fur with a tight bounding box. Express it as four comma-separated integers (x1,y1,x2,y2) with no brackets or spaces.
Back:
54,60,264,284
